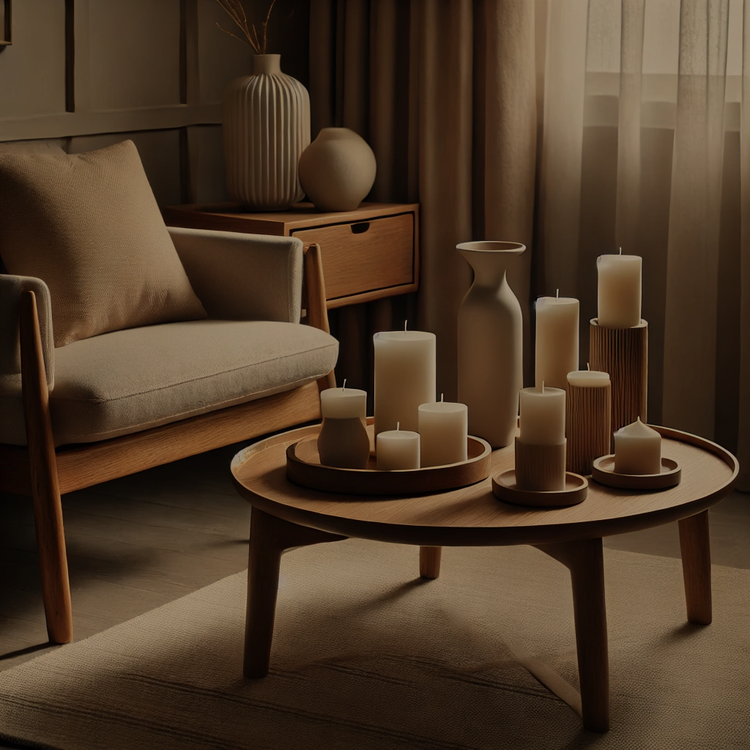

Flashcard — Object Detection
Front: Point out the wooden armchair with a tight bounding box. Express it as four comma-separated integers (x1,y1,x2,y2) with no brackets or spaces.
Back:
0,141,338,644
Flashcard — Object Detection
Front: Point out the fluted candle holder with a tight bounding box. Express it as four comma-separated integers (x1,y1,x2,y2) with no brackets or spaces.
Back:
514,438,567,492
589,318,648,444
566,380,612,475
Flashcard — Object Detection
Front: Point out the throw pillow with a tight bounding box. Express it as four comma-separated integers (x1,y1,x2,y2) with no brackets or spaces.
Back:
0,140,206,346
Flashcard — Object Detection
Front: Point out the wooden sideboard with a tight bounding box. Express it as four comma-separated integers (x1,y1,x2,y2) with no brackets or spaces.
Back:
162,202,420,310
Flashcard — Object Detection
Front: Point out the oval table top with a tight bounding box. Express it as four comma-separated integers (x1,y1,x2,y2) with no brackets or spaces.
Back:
231,423,739,548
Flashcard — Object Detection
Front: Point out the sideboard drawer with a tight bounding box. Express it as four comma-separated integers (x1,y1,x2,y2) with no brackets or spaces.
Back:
292,212,416,306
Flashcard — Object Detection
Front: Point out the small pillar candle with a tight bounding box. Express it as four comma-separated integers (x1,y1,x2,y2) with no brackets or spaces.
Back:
418,397,468,467
376,424,421,471
535,293,579,389
613,418,662,475
317,385,370,469
597,251,642,328
519,385,566,445
373,327,436,435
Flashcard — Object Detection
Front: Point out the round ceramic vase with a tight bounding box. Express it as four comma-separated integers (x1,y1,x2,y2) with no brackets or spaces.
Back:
223,54,310,211
298,127,377,212
457,241,525,449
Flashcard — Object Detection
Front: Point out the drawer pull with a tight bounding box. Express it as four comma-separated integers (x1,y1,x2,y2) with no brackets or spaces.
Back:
350,222,371,235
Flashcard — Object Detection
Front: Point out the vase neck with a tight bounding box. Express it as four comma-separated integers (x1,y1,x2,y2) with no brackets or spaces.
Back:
459,249,518,287
253,54,282,76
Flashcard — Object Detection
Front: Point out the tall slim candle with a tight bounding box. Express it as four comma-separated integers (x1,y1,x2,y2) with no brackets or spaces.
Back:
535,293,579,389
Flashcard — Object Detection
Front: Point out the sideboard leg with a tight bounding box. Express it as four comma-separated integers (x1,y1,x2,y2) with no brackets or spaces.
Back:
536,538,610,732
419,546,442,579
678,510,712,625
244,508,346,678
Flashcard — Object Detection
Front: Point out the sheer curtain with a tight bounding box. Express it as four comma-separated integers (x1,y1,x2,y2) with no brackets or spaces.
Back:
539,0,749,488
309,0,748,488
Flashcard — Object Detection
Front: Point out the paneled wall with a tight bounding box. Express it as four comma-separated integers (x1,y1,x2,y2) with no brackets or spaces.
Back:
0,0,309,206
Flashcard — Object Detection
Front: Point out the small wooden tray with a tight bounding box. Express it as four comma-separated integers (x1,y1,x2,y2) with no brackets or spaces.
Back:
286,434,492,496
591,455,681,490
492,470,588,508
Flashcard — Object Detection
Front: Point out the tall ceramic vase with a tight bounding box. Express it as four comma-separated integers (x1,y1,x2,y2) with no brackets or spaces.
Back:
223,54,310,211
457,241,525,449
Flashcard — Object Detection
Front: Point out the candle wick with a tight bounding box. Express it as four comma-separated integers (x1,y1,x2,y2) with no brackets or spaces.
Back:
404,320,408,333
396,422,400,431
619,247,623,255
542,381,545,394
556,288,559,299
587,362,590,371
342,379,347,391
440,393,444,405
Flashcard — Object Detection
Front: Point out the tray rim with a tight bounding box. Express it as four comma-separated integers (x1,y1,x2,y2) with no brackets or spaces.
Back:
286,432,492,497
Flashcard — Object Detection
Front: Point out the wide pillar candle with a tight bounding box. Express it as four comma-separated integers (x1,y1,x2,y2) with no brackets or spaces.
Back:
418,400,468,467
613,418,662,475
535,295,579,389
597,253,642,328
376,427,421,471
374,330,436,435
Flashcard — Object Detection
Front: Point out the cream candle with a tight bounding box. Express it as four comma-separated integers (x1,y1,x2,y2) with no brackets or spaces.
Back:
317,384,370,469
613,418,662,475
376,424,421,471
373,327,436,435
566,368,610,388
417,396,468,467
519,385,566,445
535,293,579,389
597,251,642,328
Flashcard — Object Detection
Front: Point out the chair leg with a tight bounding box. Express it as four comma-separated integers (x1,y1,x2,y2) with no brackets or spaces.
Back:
20,290,73,644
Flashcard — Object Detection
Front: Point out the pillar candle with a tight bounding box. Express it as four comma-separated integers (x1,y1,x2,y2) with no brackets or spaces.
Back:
417,399,468,467
565,368,611,475
535,294,580,389
519,386,566,445
317,385,370,469
376,425,421,470
597,252,642,328
613,418,662,475
566,369,610,388
373,329,436,435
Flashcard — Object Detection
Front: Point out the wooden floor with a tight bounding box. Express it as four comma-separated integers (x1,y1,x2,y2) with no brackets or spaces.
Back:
2,438,749,684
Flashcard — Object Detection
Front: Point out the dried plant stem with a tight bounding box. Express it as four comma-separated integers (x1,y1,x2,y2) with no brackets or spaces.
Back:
214,0,278,55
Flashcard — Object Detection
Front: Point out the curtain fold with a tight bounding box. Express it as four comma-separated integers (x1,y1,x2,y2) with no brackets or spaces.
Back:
309,0,749,487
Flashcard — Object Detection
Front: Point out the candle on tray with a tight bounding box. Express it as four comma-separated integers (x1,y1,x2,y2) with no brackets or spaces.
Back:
376,423,421,471
373,325,436,435
317,383,370,469
519,385,566,445
516,385,567,492
565,366,611,475
535,292,579,389
613,418,662,475
597,250,642,328
418,395,468,467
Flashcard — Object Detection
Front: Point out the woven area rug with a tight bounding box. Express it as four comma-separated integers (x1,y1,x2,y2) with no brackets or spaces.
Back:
1,540,748,749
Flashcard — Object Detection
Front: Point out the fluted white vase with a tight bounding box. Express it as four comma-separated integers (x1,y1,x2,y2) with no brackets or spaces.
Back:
223,54,310,211
457,241,525,449
298,127,376,211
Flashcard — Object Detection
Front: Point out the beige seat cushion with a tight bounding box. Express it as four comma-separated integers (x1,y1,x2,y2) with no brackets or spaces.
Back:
0,319,338,446
0,140,206,347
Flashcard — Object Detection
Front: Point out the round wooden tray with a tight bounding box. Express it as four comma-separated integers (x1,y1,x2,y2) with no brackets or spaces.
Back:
591,455,681,490
286,433,492,496
492,470,588,508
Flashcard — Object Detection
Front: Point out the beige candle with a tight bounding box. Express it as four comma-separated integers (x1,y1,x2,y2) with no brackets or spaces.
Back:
317,385,370,469
418,397,468,467
376,424,421,471
535,293,579,389
613,418,662,475
597,251,642,328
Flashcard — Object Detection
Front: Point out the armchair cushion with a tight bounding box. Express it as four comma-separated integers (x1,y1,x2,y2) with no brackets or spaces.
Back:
0,319,338,446
0,140,206,347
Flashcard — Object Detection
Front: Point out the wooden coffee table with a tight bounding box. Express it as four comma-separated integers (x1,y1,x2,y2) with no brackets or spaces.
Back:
231,423,738,732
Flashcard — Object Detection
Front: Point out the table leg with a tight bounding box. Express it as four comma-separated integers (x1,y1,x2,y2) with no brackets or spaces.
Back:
535,538,609,733
244,508,346,678
419,546,442,579
678,510,712,625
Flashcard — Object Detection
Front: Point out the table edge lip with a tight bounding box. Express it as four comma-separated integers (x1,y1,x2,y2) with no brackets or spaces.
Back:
230,423,739,546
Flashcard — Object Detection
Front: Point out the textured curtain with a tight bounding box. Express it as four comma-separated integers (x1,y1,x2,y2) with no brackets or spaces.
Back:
539,0,749,488
308,0,537,401
309,0,749,489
